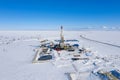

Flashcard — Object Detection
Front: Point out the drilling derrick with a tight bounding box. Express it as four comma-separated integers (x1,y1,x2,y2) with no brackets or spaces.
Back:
60,26,64,43
59,26,65,49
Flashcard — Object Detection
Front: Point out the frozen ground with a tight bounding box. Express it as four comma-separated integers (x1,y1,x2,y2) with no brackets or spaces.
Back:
0,30,120,80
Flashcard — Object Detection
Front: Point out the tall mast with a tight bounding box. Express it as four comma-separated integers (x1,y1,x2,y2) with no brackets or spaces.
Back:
60,26,64,43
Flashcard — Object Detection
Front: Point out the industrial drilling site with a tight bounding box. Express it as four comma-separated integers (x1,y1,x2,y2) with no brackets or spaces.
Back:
32,26,120,80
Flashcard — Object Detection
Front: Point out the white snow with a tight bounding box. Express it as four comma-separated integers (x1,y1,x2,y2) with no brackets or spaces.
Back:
0,30,120,80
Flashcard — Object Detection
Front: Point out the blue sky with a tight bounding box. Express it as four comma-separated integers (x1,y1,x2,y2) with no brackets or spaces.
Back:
0,0,120,30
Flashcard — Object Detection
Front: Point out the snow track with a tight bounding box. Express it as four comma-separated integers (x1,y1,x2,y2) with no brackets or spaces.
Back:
80,35,120,48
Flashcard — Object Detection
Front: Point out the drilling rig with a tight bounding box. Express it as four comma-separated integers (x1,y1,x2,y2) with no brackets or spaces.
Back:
59,26,65,49
60,26,64,43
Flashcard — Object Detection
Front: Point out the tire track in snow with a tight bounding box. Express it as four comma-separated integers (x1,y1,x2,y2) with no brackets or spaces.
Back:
80,35,120,48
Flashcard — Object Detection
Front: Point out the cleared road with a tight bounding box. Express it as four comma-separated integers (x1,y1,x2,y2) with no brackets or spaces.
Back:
80,35,120,48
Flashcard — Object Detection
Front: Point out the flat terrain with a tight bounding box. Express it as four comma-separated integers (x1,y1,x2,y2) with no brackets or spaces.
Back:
0,31,120,80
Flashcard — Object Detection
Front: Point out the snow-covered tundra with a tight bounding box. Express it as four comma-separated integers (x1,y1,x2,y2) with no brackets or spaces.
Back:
0,31,120,80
